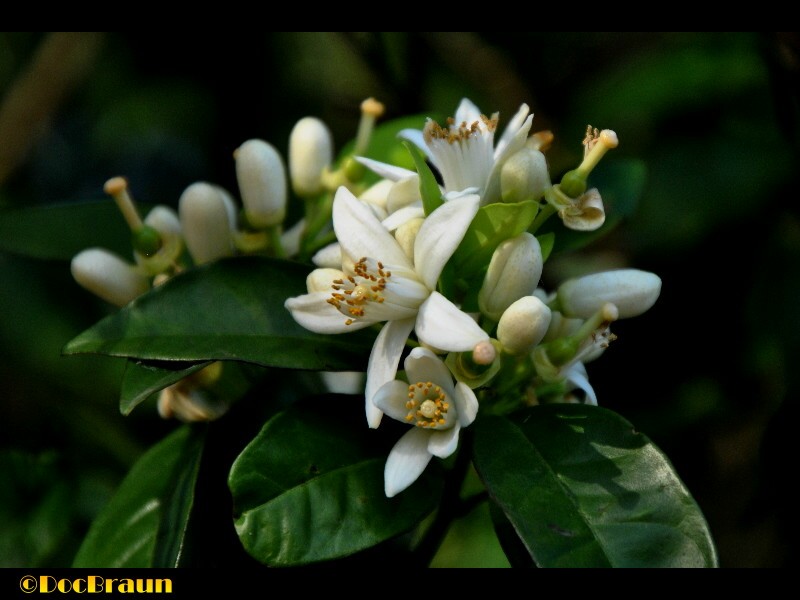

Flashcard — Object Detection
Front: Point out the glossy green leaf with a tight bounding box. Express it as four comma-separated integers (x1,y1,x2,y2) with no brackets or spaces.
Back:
472,406,717,568
0,201,151,261
63,257,374,371
539,159,646,255
73,425,205,567
538,232,555,263
120,359,211,416
229,397,442,566
488,501,535,569
402,140,443,215
453,200,540,275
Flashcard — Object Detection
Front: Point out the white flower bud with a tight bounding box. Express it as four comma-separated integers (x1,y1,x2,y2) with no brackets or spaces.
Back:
500,148,551,203
144,205,181,238
479,232,543,321
312,242,342,269
289,117,333,197
236,139,287,228
321,371,364,394
71,248,149,306
394,217,424,260
306,268,345,293
497,296,552,355
557,269,662,319
179,182,235,265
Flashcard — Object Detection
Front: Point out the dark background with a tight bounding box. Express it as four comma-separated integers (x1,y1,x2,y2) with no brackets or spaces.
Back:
0,32,797,567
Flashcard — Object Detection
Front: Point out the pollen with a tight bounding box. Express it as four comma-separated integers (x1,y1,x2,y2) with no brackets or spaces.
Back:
423,114,498,145
404,382,450,430
328,257,393,325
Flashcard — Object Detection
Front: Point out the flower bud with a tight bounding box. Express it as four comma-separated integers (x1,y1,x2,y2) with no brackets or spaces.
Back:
395,217,424,260
500,148,551,203
557,269,661,319
235,139,287,228
312,242,342,269
71,248,149,306
289,117,333,197
135,206,183,275
497,296,552,355
179,182,235,265
321,371,365,395
479,232,543,321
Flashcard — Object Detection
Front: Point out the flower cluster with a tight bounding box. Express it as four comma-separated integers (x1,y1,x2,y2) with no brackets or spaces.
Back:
71,97,662,498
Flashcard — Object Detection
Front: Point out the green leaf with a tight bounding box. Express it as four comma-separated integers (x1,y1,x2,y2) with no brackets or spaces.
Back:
120,359,211,416
73,425,205,567
472,406,718,568
402,140,443,215
488,501,535,569
0,201,150,261
538,232,555,263
453,200,540,274
63,256,374,371
229,397,442,566
539,159,646,255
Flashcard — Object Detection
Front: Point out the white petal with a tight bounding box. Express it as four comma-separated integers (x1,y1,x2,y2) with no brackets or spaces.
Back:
414,193,480,289
404,347,453,392
359,179,394,210
373,380,415,422
415,292,487,352
484,114,533,205
398,128,434,161
365,317,415,428
285,291,377,334
381,205,425,232
384,428,434,498
333,187,412,272
561,188,606,232
145,205,182,238
356,156,416,182
280,219,305,257
454,382,479,426
494,104,530,161
454,98,482,124
387,175,422,214
305,268,344,293
311,242,342,268
427,424,461,459
565,362,598,406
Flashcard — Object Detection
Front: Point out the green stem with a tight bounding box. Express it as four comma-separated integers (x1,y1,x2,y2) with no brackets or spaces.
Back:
302,193,334,253
266,225,285,258
529,202,556,234
413,429,474,567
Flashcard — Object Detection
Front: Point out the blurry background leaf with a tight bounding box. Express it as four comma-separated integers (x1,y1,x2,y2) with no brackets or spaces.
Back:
63,257,375,371
229,396,442,566
73,425,205,567
473,406,718,568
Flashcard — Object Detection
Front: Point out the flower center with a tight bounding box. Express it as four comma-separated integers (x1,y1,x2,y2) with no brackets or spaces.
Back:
327,257,391,325
404,381,452,429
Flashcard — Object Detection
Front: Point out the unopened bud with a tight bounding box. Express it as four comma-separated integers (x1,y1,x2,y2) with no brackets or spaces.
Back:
312,242,343,268
135,206,183,275
497,296,552,355
557,269,661,319
71,248,149,306
395,217,424,260
179,182,235,264
500,148,551,203
235,139,287,228
479,232,543,321
306,268,345,293
289,117,333,197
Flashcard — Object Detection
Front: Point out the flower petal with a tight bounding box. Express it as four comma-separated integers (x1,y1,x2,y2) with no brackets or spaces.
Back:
311,242,342,268
384,427,433,498
561,188,606,232
382,205,424,232
285,291,377,334
565,362,598,406
414,193,480,289
333,187,412,271
373,380,414,422
356,156,417,182
494,104,531,161
454,382,479,426
404,347,454,393
415,292,488,352
484,114,534,205
427,423,461,459
454,98,482,124
365,317,416,428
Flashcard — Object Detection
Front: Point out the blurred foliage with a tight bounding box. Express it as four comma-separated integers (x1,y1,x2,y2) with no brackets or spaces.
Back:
1,32,797,567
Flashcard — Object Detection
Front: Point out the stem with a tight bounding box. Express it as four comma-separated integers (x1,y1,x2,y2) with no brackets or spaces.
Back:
266,225,286,258
300,193,334,256
529,202,556,234
413,429,475,567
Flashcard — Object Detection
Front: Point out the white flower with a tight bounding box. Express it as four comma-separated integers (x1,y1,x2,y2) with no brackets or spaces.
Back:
357,98,533,205
285,186,487,428
373,347,478,497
